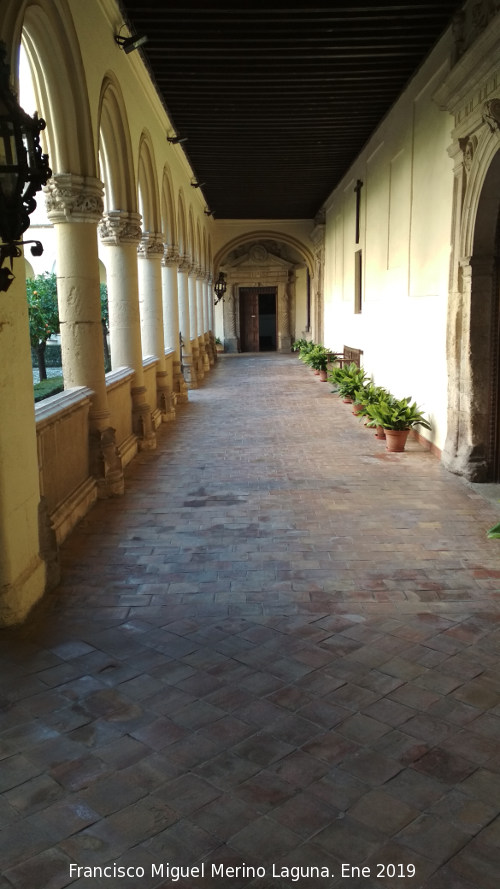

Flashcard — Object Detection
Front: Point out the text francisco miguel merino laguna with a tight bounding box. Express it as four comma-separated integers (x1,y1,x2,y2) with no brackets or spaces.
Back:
69,862,361,881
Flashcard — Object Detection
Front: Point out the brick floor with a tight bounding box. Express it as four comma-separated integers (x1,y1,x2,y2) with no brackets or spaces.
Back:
2,352,500,888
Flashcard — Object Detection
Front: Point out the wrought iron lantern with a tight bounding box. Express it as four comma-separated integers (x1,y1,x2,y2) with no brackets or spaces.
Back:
213,271,227,304
0,41,51,292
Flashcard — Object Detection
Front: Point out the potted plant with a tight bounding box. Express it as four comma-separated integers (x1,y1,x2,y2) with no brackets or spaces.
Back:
292,338,309,354
215,337,224,353
352,383,392,427
328,362,368,403
364,396,431,452
306,345,329,379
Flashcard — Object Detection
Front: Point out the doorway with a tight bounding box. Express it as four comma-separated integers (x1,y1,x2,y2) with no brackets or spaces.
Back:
239,287,277,352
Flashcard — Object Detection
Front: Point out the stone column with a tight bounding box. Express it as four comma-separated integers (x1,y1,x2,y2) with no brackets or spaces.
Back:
177,256,197,388
162,246,188,403
188,264,202,382
45,174,124,495
99,211,156,449
0,262,46,625
196,268,209,372
138,232,174,421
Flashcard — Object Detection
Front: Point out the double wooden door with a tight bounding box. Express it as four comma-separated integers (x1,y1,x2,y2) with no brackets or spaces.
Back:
239,287,277,352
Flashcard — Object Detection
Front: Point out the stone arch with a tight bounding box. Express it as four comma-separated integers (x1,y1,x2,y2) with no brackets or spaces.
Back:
214,230,315,277
5,0,96,176
160,166,177,248
98,74,137,211
138,131,161,233
187,207,196,264
444,123,500,481
217,233,311,355
177,191,187,257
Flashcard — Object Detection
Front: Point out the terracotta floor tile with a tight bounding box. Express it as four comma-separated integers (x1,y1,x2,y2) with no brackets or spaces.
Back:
3,354,500,888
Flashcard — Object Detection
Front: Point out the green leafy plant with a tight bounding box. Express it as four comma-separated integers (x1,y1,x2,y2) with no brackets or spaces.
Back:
292,338,309,352
298,341,316,360
305,344,329,372
328,362,368,400
364,396,431,431
487,523,500,539
26,272,60,381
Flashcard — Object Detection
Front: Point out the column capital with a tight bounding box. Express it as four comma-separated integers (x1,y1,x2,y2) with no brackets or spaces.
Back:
137,232,165,259
162,245,181,267
99,210,142,246
44,173,104,224
177,254,192,273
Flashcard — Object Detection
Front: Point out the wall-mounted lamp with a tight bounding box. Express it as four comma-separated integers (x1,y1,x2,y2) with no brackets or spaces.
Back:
191,180,205,189
167,133,188,144
204,208,213,217
213,271,227,305
0,42,51,292
114,32,148,53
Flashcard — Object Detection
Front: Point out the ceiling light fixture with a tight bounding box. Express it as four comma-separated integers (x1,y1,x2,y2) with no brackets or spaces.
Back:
167,133,188,144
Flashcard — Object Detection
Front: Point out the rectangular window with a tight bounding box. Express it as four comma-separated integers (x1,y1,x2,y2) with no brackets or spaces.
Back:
354,249,362,314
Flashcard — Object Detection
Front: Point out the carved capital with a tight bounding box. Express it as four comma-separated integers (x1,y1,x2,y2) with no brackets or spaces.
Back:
177,254,193,274
163,245,181,267
99,210,142,246
137,231,165,258
44,174,104,224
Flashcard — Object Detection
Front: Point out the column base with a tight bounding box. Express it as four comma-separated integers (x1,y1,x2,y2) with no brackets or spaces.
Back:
0,556,46,628
89,426,125,497
183,351,198,389
131,387,157,450
174,360,189,403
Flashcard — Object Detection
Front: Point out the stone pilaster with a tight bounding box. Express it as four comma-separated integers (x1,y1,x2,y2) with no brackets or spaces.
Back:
45,174,124,495
99,211,156,450
196,269,209,372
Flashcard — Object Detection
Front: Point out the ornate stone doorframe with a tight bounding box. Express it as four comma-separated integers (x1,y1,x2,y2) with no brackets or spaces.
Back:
435,9,500,480
221,244,296,353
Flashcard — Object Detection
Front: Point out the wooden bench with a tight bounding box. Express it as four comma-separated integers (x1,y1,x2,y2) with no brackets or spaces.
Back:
327,345,364,368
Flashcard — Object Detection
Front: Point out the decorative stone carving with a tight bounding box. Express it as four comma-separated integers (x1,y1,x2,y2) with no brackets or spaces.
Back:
453,0,500,59
162,245,180,267
137,232,165,258
98,210,142,246
483,98,500,132
45,173,104,224
463,135,478,171
177,254,192,274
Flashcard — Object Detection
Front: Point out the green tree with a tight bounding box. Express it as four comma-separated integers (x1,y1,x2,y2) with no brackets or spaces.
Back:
26,272,60,381
100,282,111,371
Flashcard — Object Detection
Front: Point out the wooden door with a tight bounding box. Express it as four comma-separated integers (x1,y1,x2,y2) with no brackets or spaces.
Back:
239,289,260,351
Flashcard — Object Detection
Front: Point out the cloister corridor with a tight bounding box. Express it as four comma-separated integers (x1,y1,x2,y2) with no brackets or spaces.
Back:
2,352,500,889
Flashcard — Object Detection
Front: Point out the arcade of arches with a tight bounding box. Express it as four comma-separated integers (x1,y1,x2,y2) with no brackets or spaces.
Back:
0,0,500,625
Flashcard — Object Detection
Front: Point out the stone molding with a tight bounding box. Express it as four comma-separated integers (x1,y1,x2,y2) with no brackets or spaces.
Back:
44,173,104,224
99,210,142,246
453,1,500,60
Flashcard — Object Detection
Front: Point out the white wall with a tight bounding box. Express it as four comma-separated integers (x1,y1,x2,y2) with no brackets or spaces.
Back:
323,35,455,452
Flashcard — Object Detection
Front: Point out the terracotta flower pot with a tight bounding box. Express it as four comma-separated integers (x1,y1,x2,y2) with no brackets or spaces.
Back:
352,402,364,415
385,428,410,452
313,369,320,375
374,425,386,440
319,369,328,381
342,397,352,404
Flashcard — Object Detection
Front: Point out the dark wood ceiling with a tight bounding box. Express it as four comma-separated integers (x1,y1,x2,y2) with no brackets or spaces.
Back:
118,1,464,219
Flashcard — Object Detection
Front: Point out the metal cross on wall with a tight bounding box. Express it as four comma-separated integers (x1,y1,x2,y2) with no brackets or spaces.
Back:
354,179,363,244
